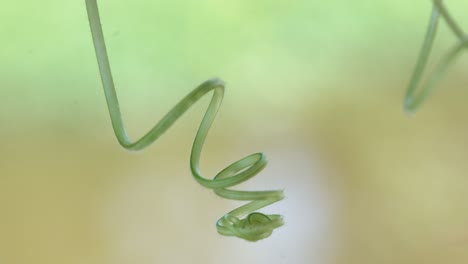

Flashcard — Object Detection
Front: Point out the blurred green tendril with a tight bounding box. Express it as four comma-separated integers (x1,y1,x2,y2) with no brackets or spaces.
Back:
85,0,284,242
404,0,468,112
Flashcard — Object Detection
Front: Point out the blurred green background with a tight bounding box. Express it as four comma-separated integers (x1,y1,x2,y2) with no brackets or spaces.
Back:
2,0,468,263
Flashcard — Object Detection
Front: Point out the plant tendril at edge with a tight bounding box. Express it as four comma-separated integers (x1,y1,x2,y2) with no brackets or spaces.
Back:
404,0,468,112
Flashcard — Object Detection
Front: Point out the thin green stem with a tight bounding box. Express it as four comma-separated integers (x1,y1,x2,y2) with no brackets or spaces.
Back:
404,0,467,112
404,5,440,112
433,0,465,40
85,0,284,242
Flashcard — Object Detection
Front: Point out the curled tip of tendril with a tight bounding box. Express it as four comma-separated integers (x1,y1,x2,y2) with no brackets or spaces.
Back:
85,0,284,241
404,0,467,113
217,213,284,242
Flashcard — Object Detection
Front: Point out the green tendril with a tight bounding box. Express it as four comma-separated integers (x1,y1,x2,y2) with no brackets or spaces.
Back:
404,0,468,113
85,0,284,242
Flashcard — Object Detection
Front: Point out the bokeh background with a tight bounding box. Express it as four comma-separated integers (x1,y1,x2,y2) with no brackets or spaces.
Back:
2,0,468,263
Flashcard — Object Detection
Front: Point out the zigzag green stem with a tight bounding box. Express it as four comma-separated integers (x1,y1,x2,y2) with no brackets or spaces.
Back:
85,0,284,242
404,0,468,112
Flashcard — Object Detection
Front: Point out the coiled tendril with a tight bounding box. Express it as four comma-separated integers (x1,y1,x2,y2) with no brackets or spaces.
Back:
85,0,284,242
404,0,468,112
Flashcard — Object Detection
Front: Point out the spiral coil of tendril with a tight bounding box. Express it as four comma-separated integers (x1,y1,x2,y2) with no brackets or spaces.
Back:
85,0,284,242
405,0,468,112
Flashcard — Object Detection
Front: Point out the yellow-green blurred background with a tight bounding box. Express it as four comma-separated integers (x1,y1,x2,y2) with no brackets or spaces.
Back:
2,1,468,263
